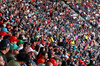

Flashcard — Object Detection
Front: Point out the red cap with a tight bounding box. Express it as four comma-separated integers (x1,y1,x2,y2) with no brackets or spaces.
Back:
81,61,85,65
48,58,58,66
41,36,43,38
8,29,11,32
47,42,50,45
0,13,2,16
7,26,10,29
82,64,87,66
36,41,40,44
41,40,45,43
0,20,3,24
9,36,19,42
79,59,82,62
0,31,8,36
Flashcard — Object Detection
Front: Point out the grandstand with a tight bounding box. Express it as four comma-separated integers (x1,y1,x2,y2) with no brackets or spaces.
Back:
0,0,100,66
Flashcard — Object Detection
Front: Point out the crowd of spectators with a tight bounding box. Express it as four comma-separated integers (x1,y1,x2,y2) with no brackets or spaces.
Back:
0,0,100,66
64,0,100,31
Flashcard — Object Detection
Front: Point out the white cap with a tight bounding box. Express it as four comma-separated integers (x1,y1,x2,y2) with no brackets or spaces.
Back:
26,47,35,53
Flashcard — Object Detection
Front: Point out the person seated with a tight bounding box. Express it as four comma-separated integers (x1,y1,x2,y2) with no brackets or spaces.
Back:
5,44,20,62
0,55,5,66
8,52,30,66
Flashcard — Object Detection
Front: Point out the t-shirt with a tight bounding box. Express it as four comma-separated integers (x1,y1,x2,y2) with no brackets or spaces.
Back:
5,52,16,62
85,36,88,39
37,58,45,65
70,41,75,46
8,60,20,66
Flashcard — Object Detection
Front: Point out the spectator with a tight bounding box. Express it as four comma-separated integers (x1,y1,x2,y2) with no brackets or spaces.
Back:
0,31,8,42
0,39,12,66
1,28,9,33
37,52,48,65
5,44,20,62
26,47,36,66
8,52,30,66
17,39,25,50
13,32,20,39
2,20,7,28
8,36,19,44
48,58,58,66
45,62,53,66
0,55,5,66
0,0,99,66
87,60,96,66
19,42,32,53
61,61,67,66
37,47,45,60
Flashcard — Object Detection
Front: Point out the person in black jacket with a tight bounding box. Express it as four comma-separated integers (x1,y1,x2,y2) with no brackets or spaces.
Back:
0,39,12,66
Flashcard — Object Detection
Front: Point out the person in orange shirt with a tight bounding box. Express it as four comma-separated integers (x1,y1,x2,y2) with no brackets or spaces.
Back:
37,52,48,65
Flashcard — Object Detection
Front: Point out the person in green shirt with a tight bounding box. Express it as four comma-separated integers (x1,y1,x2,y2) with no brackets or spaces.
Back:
8,52,30,66
5,44,20,62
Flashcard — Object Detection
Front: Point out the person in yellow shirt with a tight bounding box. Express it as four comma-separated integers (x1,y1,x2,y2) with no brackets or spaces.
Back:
85,36,88,39
85,35,88,42
48,35,54,43
70,40,75,47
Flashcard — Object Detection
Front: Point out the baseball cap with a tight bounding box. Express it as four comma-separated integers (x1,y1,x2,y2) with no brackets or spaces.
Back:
24,42,32,47
9,36,19,42
47,42,50,45
0,20,3,24
82,64,87,66
10,44,20,51
0,39,13,50
61,54,65,58
79,59,82,62
1,27,9,33
0,13,2,16
36,36,39,39
48,58,58,66
26,47,35,53
0,31,8,36
41,40,45,43
21,30,25,33
37,63,45,66
17,40,25,45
